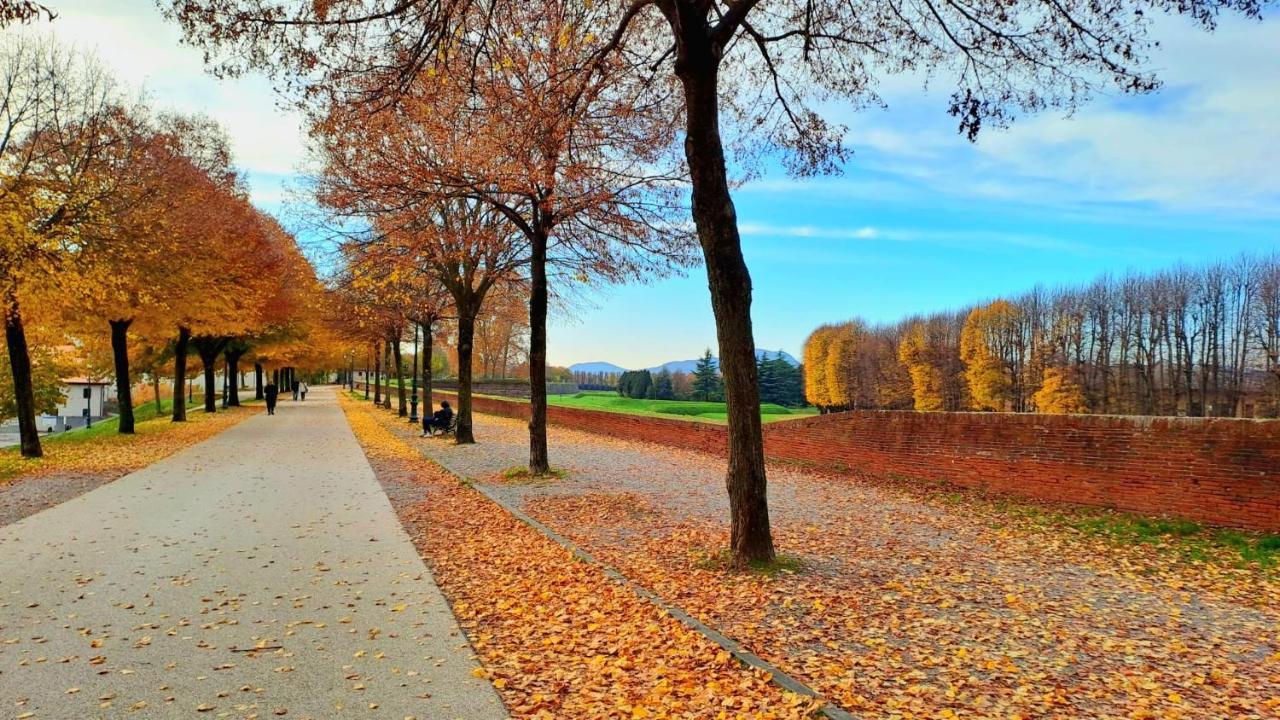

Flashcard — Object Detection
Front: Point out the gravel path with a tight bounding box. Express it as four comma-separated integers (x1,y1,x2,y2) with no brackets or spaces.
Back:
0,386,506,720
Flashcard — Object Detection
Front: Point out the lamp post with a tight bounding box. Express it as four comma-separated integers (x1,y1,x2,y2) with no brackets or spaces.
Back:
409,323,420,423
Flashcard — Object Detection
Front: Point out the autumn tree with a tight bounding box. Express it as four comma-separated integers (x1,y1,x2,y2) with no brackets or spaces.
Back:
0,37,120,456
803,325,834,411
1033,367,1089,414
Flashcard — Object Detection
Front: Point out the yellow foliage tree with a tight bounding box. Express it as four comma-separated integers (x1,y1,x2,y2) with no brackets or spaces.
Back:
898,321,945,411
960,300,1025,411
824,326,855,410
1033,366,1089,414
802,325,834,410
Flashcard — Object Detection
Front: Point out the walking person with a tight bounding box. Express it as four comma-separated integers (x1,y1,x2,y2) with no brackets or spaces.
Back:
292,378,300,401
421,400,453,437
264,380,279,416
300,381,308,401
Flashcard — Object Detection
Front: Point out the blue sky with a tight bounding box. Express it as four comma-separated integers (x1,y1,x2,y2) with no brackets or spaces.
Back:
37,3,1280,369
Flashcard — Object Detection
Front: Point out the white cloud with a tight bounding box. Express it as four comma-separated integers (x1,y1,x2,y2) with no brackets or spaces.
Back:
819,16,1280,215
24,0,307,205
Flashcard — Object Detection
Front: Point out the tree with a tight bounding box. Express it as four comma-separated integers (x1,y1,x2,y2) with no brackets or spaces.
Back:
691,349,722,402
1034,366,1089,414
803,325,834,411
961,301,1026,412
168,0,1265,564
0,37,121,456
899,322,946,412
654,369,675,400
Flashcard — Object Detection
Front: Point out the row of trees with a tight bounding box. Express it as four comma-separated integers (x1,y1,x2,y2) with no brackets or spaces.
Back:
1,36,339,458
806,254,1280,418
167,0,1260,565
613,351,802,405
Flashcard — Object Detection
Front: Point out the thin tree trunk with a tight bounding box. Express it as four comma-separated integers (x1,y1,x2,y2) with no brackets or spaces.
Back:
173,327,191,422
410,324,420,422
422,320,434,417
528,222,550,474
4,291,41,458
255,362,264,399
110,318,135,434
225,350,244,406
193,337,227,413
676,38,775,565
456,303,477,444
153,374,162,415
393,335,407,417
373,341,382,405
384,342,394,409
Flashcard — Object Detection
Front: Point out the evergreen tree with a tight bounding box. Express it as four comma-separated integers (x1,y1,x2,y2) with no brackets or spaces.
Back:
691,349,722,402
654,369,675,400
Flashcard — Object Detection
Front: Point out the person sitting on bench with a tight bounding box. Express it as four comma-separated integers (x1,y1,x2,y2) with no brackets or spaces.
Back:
422,400,454,436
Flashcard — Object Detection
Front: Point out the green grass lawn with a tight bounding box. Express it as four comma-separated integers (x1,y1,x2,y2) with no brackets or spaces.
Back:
546,391,817,424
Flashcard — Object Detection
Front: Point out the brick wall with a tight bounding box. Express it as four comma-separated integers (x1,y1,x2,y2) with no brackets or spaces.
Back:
392,385,1280,532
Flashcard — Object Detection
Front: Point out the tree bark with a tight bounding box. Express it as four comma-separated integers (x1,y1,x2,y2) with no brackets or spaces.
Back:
224,349,244,406
193,337,228,413
393,335,407,417
674,28,775,565
173,326,191,422
110,318,135,434
153,374,162,415
421,320,434,417
528,221,551,474
373,341,382,405
455,302,477,444
4,291,42,458
254,362,264,399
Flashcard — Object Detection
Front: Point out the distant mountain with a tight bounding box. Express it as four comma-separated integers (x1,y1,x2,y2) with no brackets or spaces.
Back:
647,349,798,375
567,361,628,376
570,349,796,377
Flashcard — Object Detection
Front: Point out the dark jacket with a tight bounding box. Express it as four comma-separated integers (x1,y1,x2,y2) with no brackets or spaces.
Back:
433,406,453,426
264,383,279,401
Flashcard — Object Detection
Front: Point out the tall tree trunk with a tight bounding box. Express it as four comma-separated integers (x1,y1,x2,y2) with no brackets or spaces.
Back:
675,34,775,566
528,221,550,474
373,341,382,405
193,337,227,413
393,335,407,417
153,373,162,415
422,320,434,416
363,351,370,399
110,318,135,434
254,362,264,399
173,326,191,422
410,324,420,422
455,302,477,444
225,349,244,406
4,291,41,458
383,342,393,409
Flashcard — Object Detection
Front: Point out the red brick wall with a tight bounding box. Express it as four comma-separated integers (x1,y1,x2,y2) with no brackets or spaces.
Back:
411,386,1280,532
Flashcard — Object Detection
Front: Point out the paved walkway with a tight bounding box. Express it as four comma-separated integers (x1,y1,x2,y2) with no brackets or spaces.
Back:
0,386,505,719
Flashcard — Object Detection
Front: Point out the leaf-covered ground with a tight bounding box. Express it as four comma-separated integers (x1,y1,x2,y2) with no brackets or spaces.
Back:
395,407,1280,720
0,401,261,526
339,394,821,720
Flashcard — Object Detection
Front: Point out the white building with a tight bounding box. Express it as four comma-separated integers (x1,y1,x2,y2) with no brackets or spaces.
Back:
36,378,112,432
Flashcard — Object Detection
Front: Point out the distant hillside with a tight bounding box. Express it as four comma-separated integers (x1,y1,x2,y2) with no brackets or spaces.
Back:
570,350,797,377
648,349,798,375
567,361,628,376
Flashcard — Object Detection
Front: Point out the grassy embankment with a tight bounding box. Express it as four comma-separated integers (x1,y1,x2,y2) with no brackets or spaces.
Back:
546,390,817,424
